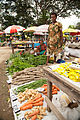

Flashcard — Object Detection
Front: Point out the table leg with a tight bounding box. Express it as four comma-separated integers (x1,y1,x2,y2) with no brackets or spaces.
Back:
47,80,52,112
32,43,34,49
12,46,14,54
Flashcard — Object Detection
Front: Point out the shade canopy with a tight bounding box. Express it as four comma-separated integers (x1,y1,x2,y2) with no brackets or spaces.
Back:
63,28,77,33
33,31,44,35
35,24,49,33
23,26,37,32
4,25,25,33
0,31,4,35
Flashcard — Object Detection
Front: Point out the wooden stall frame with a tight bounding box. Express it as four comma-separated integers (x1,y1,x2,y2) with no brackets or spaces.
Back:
11,42,34,54
43,66,80,120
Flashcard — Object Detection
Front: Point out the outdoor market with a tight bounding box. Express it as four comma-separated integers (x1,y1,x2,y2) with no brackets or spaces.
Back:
0,1,80,120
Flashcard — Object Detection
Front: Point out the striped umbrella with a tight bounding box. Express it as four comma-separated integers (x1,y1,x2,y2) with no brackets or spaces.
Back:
4,25,25,33
23,26,37,32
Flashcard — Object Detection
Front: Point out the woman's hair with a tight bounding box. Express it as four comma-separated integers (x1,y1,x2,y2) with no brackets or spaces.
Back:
50,12,57,18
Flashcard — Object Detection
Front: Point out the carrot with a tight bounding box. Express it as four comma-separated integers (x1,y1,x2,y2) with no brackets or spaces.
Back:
56,87,60,91
20,100,33,110
43,84,47,86
33,97,44,104
33,101,43,106
42,91,47,94
52,87,54,90
41,86,47,90
52,85,57,88
31,115,37,120
44,93,47,96
28,110,40,117
33,93,42,101
20,104,33,110
52,90,57,95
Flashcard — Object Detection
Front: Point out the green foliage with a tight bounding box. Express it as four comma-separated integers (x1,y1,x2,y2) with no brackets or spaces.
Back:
75,22,80,30
1,0,80,29
7,52,47,75
14,79,47,94
68,25,75,29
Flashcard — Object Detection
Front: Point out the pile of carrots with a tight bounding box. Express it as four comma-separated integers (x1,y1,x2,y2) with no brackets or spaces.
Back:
24,106,46,120
20,93,44,111
41,84,60,96
24,109,40,120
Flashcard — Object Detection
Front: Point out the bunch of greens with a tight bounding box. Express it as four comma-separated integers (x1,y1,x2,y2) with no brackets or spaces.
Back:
14,79,47,94
7,52,47,75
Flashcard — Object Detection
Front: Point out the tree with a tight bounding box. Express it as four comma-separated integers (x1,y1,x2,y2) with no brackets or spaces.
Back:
1,0,35,29
34,0,80,25
1,0,80,29
75,22,80,30
68,25,75,29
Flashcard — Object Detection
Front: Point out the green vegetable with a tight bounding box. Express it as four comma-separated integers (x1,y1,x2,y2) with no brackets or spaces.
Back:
7,52,47,75
14,79,47,94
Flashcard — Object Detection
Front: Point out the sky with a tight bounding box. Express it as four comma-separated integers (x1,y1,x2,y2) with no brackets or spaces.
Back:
58,15,80,30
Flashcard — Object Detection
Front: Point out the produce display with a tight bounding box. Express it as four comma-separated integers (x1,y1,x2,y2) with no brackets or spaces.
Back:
12,81,60,120
6,52,47,75
41,84,60,96
17,88,42,103
24,106,47,120
52,62,80,82
12,67,46,85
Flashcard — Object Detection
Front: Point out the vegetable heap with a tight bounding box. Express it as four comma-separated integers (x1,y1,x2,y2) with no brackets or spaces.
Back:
52,62,80,82
6,52,47,75
14,79,47,94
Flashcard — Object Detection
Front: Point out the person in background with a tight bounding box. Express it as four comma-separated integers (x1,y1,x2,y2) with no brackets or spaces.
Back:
46,12,63,64
31,39,47,55
22,32,25,41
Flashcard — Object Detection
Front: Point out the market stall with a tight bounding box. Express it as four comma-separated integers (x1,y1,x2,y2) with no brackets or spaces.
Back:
11,41,34,54
43,62,80,120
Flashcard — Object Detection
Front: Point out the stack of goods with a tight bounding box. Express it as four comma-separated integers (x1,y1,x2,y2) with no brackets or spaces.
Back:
17,88,47,120
40,84,60,96
68,41,80,49
12,67,46,85
52,62,80,82
74,58,80,64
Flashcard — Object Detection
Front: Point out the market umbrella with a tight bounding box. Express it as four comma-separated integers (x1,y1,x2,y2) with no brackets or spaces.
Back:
23,26,37,32
33,31,44,35
4,25,25,33
0,31,4,35
35,24,49,41
35,24,49,33
63,28,77,33
70,30,80,36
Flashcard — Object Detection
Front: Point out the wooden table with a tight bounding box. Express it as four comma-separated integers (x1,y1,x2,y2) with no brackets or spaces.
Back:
43,66,80,120
11,42,34,54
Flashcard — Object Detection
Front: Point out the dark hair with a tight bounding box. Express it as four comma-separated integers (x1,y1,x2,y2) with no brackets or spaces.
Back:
50,12,57,18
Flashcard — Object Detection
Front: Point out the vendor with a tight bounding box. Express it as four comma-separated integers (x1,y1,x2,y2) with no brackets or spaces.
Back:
31,39,47,55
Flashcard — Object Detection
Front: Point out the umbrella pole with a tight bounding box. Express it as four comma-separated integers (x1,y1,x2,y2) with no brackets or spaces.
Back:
45,32,46,41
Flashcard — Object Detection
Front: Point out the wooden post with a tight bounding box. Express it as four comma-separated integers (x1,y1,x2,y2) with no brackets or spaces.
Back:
45,96,66,120
47,80,52,112
12,45,14,54
32,43,34,49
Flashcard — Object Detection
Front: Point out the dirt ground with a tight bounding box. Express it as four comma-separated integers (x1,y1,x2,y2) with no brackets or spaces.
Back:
0,47,14,120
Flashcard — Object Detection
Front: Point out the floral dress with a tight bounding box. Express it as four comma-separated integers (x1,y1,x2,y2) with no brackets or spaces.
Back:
47,22,63,56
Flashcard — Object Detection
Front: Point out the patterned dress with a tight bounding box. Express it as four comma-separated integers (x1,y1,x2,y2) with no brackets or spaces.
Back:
47,22,63,56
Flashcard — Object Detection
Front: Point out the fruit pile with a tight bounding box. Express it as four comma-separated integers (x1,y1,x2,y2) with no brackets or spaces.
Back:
52,62,80,82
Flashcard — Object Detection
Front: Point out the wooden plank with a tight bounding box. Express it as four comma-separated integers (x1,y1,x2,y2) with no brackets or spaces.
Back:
45,96,66,120
47,81,52,112
46,74,80,103
12,45,14,54
43,66,80,93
